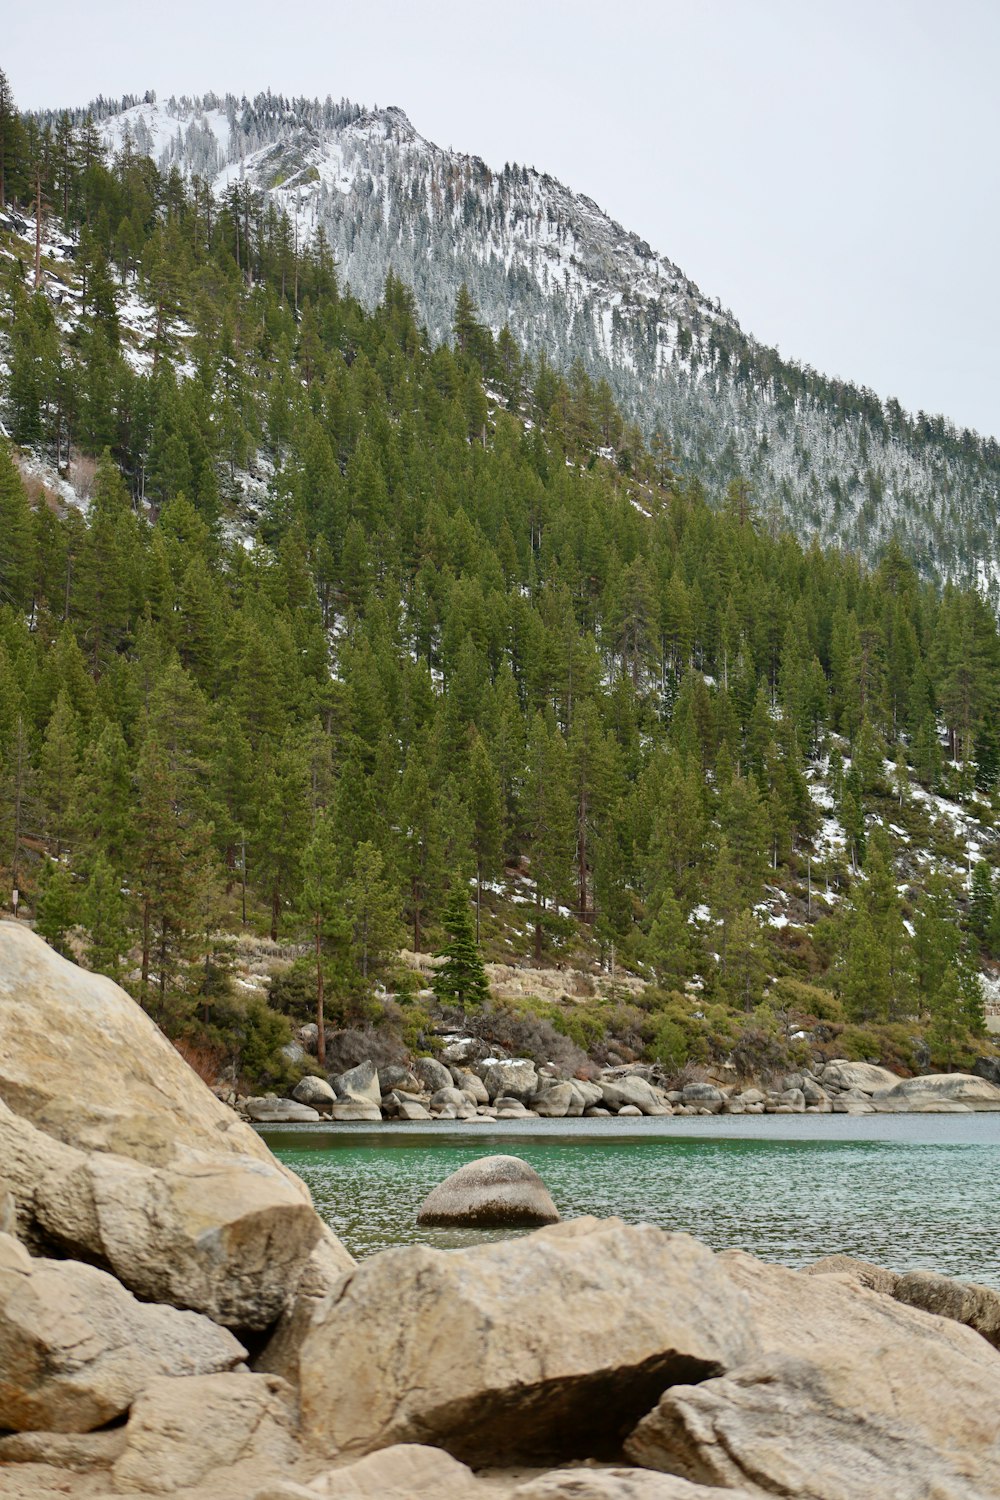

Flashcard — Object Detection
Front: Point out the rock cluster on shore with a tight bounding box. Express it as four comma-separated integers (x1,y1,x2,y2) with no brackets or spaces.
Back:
236,1045,1000,1124
2,920,1000,1500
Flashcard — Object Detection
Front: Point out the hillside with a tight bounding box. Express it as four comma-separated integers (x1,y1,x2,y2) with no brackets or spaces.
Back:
38,87,1000,604
1,78,1000,1094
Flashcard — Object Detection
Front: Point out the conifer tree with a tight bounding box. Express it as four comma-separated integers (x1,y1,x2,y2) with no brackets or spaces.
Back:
83,855,130,982
433,885,490,1011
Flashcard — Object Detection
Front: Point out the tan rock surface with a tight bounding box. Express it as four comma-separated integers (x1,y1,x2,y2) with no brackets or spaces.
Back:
626,1249,1000,1499
293,1218,752,1463
805,1253,899,1295
0,922,283,1168
0,1099,323,1329
893,1268,1000,1350
0,1231,244,1433
110,1373,299,1494
250,1443,484,1499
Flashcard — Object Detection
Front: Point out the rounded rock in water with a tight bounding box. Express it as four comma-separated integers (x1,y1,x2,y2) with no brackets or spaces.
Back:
416,1154,560,1227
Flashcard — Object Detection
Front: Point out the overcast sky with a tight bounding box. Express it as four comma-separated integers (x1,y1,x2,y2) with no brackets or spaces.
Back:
6,0,999,437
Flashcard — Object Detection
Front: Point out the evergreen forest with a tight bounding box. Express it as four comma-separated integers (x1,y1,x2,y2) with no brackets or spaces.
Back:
2,74,1000,1087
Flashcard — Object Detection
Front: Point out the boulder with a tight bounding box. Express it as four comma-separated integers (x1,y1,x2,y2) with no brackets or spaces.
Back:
256,1232,355,1386
677,1083,723,1113
416,1155,561,1229
329,1100,382,1121
893,1269,1000,1350
414,1056,454,1093
806,1254,899,1296
831,1096,876,1114
601,1076,670,1114
245,1096,321,1123
0,1231,244,1433
397,1098,432,1121
111,1373,298,1494
451,1068,490,1103
251,1443,482,1499
482,1058,540,1103
378,1065,421,1093
495,1094,531,1114
801,1076,828,1105
872,1073,1000,1110
0,1098,323,1329
573,1079,606,1109
734,1088,764,1105
430,1086,468,1109
532,1082,577,1118
293,1219,755,1462
291,1075,336,1110
618,1105,644,1117
972,1054,1000,1088
513,1471,757,1498
0,921,288,1171
625,1247,1000,1499
331,1059,382,1106
819,1060,900,1094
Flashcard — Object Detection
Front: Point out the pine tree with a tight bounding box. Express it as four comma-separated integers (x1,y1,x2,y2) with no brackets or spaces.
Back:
467,732,503,942
0,442,36,614
300,810,347,1064
36,860,77,957
433,885,490,1011
344,841,401,988
83,855,130,982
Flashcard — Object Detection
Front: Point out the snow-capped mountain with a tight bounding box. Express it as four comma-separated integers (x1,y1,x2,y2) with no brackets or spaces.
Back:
66,90,1000,602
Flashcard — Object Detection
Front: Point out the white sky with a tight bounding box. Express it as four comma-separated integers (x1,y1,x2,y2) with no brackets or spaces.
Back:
7,0,1000,437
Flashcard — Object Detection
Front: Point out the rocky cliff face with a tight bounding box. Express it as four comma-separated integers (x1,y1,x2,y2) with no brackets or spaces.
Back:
2,920,1000,1499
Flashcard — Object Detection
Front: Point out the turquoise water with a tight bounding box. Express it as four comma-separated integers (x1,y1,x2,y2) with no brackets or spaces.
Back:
261,1114,1000,1286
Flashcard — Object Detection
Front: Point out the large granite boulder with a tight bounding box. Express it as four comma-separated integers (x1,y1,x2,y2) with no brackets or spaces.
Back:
110,1373,298,1494
244,1096,321,1123
332,1059,382,1106
416,1155,560,1228
0,1231,244,1433
602,1075,672,1114
287,1219,753,1462
873,1073,1000,1110
818,1060,900,1094
291,1075,336,1111
0,924,348,1327
0,1099,323,1329
481,1057,540,1103
413,1055,454,1093
531,1082,580,1118
625,1248,1000,1499
0,921,291,1168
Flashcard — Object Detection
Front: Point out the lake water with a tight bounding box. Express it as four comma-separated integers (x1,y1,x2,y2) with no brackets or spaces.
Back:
261,1114,1000,1287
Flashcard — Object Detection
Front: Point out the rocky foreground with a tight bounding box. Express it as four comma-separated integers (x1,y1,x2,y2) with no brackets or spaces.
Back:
2,920,1000,1500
